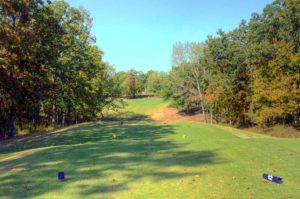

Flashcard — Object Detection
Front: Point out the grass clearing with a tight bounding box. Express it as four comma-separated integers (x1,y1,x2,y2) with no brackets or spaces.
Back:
0,98,299,198
122,97,168,114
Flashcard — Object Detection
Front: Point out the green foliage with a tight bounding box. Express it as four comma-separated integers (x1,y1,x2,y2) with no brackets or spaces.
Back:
168,42,208,113
249,41,299,125
165,0,300,127
116,69,144,98
145,70,167,96
115,69,169,98
0,0,121,139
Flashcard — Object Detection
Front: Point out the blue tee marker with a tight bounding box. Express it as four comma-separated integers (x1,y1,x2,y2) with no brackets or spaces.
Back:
262,173,283,184
58,172,65,181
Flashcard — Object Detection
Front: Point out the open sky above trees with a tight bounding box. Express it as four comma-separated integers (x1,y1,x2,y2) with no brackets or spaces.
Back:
66,0,274,72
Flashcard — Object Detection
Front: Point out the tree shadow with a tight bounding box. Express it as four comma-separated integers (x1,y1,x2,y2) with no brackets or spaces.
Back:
0,112,152,154
0,112,228,198
101,112,151,122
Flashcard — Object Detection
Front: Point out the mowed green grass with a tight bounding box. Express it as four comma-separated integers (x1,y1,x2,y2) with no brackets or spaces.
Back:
0,98,299,199
122,97,168,114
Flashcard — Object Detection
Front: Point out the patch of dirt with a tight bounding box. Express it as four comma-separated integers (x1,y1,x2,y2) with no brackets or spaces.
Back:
148,104,205,123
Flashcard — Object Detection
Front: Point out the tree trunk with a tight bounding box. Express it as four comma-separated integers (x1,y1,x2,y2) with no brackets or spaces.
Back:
33,105,40,130
66,105,71,126
7,105,15,138
52,104,56,128
295,109,300,125
0,109,6,140
201,102,206,122
75,111,78,124
62,114,65,127
195,80,206,122
210,105,213,124
18,110,23,131
45,113,50,128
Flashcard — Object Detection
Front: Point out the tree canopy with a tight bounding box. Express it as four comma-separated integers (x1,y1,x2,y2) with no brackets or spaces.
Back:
0,0,121,139
164,0,300,127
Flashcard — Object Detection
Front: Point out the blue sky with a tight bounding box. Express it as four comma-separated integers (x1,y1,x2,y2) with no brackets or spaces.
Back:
65,0,273,72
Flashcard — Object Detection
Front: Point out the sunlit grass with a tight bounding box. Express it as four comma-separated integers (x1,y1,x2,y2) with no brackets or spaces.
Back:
122,97,168,114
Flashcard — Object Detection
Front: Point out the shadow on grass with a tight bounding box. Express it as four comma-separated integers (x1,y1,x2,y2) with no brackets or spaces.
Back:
0,112,227,198
0,112,151,154
101,112,151,122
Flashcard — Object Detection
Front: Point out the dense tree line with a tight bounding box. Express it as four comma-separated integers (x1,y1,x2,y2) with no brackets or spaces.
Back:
0,0,121,140
165,0,300,127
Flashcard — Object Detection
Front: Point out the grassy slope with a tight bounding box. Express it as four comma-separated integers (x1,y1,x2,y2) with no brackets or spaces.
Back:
0,98,299,199
122,97,168,114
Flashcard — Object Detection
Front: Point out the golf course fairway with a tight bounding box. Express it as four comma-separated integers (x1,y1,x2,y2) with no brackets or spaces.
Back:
0,98,299,199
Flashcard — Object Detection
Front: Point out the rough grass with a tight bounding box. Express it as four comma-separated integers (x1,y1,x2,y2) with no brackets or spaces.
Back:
0,98,299,199
247,125,300,138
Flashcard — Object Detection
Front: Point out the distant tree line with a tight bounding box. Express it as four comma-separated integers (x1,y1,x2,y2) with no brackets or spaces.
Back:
115,69,168,98
0,0,121,140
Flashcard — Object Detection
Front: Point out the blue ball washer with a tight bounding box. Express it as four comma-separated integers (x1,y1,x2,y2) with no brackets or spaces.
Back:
262,173,283,184
58,172,65,181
